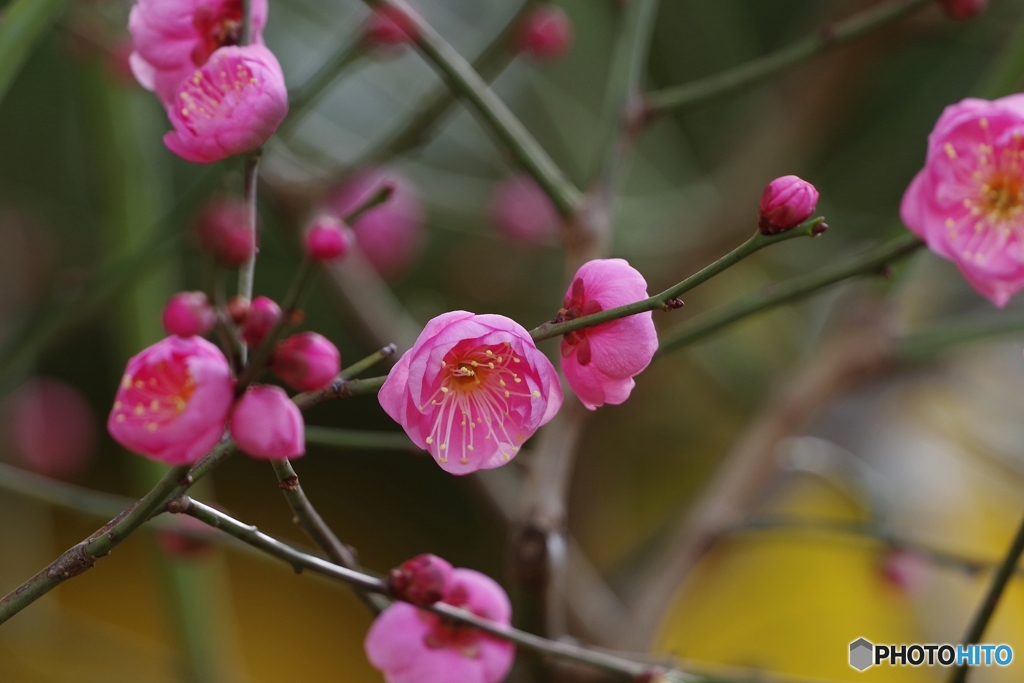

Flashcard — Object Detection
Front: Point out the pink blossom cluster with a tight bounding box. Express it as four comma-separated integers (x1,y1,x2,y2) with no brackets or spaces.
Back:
366,557,514,683
128,0,288,163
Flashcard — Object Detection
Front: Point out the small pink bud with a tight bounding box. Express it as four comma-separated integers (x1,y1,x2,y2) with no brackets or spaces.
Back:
4,378,97,479
230,385,305,460
388,554,453,606
195,198,256,267
227,296,251,325
303,215,352,262
489,174,560,245
162,291,217,338
242,296,281,347
272,332,341,391
757,175,819,235
366,5,417,45
515,6,574,61
940,0,988,20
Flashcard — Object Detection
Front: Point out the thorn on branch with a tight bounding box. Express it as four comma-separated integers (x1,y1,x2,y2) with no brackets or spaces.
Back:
46,545,96,581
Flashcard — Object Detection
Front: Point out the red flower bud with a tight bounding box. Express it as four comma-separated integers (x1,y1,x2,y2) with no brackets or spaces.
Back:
242,296,281,347
303,214,352,262
757,175,819,235
366,6,417,46
939,0,988,20
272,332,341,391
515,6,573,61
195,198,257,267
226,296,251,325
162,291,217,338
387,553,453,606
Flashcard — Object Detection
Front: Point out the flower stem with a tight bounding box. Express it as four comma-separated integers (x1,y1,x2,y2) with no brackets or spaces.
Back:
644,0,931,113
358,0,583,217
236,148,263,366
175,496,703,683
948,510,1024,683
657,233,922,354
530,218,826,342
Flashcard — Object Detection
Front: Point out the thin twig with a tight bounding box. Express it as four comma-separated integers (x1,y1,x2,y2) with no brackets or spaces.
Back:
236,149,263,365
948,510,1024,683
531,218,827,342
357,0,583,216
644,0,931,113
175,496,702,682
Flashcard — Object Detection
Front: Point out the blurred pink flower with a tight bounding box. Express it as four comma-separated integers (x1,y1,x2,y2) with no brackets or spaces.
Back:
194,197,256,267
558,259,657,410
366,568,515,683
901,95,1024,307
163,291,217,337
304,214,352,262
881,547,932,595
157,513,217,559
108,336,234,466
940,0,988,20
515,5,573,61
128,0,268,103
230,385,304,459
388,554,453,606
242,296,281,347
328,168,425,279
366,5,417,46
378,312,562,475
272,332,340,391
164,44,288,164
489,175,560,246
757,175,819,235
5,378,97,479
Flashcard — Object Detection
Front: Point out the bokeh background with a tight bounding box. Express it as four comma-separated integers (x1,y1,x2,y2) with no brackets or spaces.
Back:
2,0,1024,681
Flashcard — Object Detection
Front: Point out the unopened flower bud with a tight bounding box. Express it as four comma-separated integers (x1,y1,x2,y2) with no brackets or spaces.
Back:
515,6,574,61
757,175,819,235
230,385,305,460
489,174,560,245
242,296,281,347
195,198,257,267
939,0,988,20
227,296,251,325
303,215,352,262
162,291,217,338
272,332,341,391
387,554,453,605
366,6,417,46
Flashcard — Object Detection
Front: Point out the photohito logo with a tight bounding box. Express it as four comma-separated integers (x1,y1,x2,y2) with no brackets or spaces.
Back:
849,639,1013,671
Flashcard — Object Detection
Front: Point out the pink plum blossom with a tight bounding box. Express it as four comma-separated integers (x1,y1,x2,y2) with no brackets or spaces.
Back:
242,296,281,347
5,378,97,479
758,175,819,235
558,259,657,410
230,385,305,459
163,291,217,337
304,214,352,262
388,554,454,606
378,312,562,475
489,175,560,246
163,44,288,164
108,336,234,466
272,332,341,391
194,197,256,267
365,568,515,683
900,95,1024,307
328,168,425,279
128,0,268,103
515,6,573,61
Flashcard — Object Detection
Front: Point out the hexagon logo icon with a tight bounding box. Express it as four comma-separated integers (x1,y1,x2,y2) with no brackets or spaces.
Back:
850,638,874,671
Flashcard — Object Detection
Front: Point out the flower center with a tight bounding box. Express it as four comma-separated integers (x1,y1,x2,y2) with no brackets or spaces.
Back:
417,341,541,465
192,0,244,66
113,359,195,432
982,172,1024,220
177,52,258,124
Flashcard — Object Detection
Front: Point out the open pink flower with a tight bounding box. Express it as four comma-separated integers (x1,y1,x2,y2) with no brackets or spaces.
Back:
128,0,269,103
108,336,234,466
164,44,288,164
901,95,1024,307
365,568,515,683
558,259,657,410
379,312,562,475
328,167,424,279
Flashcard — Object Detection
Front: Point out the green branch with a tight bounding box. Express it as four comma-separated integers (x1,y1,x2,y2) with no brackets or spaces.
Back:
644,0,931,113
657,233,923,355
530,218,826,342
358,0,583,217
